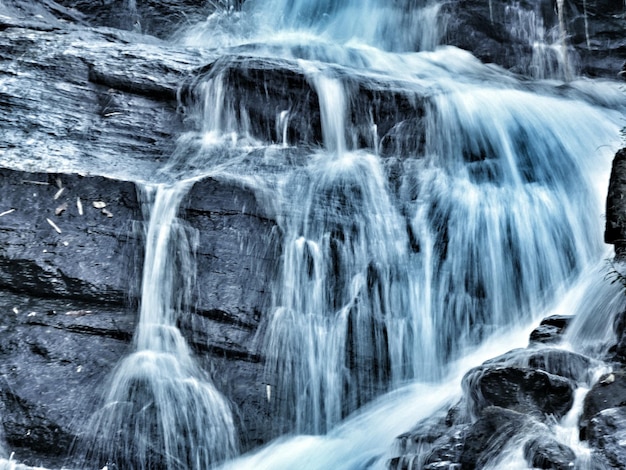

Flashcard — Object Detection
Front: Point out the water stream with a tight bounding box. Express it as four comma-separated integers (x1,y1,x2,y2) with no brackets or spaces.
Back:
75,183,237,469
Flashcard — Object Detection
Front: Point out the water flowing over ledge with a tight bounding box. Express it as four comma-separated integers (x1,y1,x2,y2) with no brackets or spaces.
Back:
0,0,626,469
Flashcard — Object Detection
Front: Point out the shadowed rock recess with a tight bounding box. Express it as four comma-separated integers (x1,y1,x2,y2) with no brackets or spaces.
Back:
1,0,626,468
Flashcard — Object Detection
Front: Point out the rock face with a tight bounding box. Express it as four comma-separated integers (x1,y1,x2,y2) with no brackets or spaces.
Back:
446,0,626,79
0,168,277,465
606,148,626,258
0,169,142,303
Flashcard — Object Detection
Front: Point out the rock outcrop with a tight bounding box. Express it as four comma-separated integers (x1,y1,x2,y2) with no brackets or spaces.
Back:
0,1,429,463
388,320,606,469
606,148,626,258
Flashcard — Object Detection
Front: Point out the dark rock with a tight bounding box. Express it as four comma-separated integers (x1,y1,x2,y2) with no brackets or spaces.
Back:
529,315,573,345
464,365,575,419
54,0,219,38
182,176,277,328
525,349,594,384
388,410,467,470
580,370,626,466
586,407,626,468
523,436,576,470
445,0,626,79
567,0,626,78
391,345,593,468
0,169,142,304
459,406,533,470
479,346,594,383
445,0,525,72
0,17,199,181
582,370,626,433
611,307,626,361
0,290,135,468
180,55,427,156
0,169,278,460
605,149,626,258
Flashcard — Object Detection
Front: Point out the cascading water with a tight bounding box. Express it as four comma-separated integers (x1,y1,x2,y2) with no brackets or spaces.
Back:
168,0,626,466
76,183,237,469
505,1,573,79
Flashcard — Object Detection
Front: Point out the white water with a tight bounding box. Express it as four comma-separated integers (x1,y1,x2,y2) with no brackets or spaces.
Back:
171,0,624,467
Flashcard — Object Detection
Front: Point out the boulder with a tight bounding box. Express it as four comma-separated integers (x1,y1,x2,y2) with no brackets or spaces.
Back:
525,349,594,384
529,315,573,345
581,370,626,435
605,149,626,258
586,407,626,468
389,410,467,470
459,406,533,470
523,436,576,470
464,365,575,419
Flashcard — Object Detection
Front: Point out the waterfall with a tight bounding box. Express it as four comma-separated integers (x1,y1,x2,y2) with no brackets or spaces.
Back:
7,0,624,468
167,0,626,465
76,183,238,469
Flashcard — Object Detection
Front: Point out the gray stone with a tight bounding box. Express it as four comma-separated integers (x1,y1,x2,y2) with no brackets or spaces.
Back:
606,149,626,258
463,365,575,420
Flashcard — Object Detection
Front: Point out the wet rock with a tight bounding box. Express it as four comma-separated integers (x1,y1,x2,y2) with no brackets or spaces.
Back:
579,370,626,466
525,349,594,384
0,169,278,460
389,409,467,470
605,149,626,258
459,407,534,470
567,0,626,78
55,0,219,38
581,370,626,435
445,0,626,79
464,365,575,419
391,344,593,469
611,307,626,362
523,436,576,470
529,315,573,345
0,169,142,304
0,291,135,468
182,176,277,329
586,407,626,468
0,15,199,180
181,55,427,156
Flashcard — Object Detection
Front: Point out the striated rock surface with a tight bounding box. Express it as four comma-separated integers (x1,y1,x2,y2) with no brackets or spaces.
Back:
606,148,626,258
446,0,626,79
